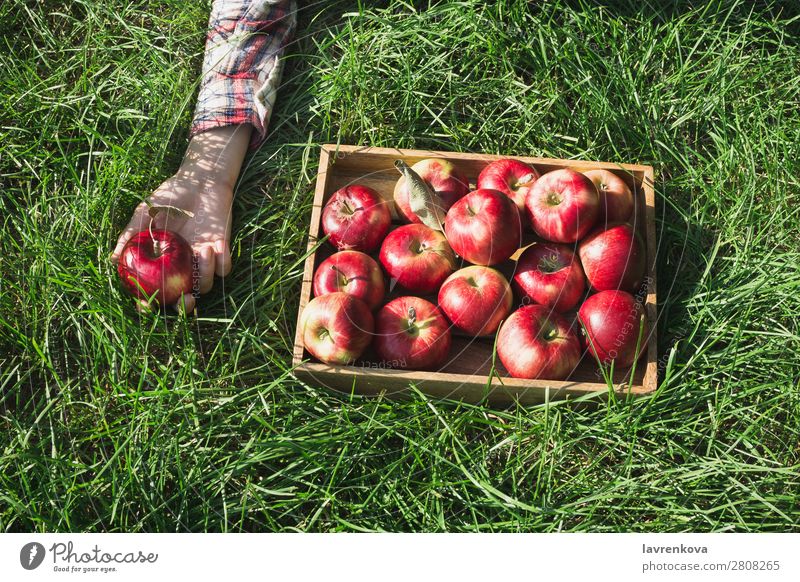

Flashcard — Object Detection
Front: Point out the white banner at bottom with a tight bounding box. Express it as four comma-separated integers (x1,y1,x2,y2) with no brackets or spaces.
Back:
1,533,797,581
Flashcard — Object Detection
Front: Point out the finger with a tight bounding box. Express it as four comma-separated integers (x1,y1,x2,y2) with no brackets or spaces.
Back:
196,244,216,295
174,293,195,314
111,206,150,262
214,238,232,277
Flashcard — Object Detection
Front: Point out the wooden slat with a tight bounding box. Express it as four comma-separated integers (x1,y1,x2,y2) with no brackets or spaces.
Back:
294,362,651,405
641,166,659,394
291,146,330,366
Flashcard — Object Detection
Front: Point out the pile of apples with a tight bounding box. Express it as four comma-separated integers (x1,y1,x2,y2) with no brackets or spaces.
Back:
300,157,649,380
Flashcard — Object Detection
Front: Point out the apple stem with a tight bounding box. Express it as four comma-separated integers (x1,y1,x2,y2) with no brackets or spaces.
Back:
542,326,559,341
538,253,562,273
330,264,349,286
148,214,161,255
408,306,417,326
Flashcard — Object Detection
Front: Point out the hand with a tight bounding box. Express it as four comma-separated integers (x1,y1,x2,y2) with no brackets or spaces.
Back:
112,125,252,313
112,173,234,313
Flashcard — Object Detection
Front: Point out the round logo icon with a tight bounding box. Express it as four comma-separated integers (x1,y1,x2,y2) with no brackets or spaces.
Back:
20,542,46,570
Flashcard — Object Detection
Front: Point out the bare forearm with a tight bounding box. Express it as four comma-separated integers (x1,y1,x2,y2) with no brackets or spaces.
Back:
178,124,253,189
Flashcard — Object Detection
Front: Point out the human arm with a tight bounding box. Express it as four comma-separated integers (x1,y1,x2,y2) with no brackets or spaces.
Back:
112,0,296,312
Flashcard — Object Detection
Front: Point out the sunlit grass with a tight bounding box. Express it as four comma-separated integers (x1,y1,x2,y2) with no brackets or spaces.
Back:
1,0,798,532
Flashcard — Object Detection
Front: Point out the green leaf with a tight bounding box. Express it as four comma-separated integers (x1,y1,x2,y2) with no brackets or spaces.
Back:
395,160,445,231
147,204,195,221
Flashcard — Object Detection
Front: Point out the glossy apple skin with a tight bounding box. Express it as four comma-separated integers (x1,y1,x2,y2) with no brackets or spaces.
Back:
578,290,648,368
578,223,646,293
583,169,634,224
477,158,540,214
438,266,513,337
496,305,581,379
444,188,522,266
300,292,374,365
525,168,599,243
379,224,456,294
313,251,386,311
322,185,391,252
393,158,469,224
118,229,194,307
374,296,451,370
513,242,585,312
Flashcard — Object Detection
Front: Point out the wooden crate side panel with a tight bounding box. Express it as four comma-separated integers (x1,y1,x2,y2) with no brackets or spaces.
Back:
292,147,331,366
642,166,659,393
295,363,652,405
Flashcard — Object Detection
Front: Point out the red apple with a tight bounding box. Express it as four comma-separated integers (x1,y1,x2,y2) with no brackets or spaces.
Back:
300,292,374,365
513,242,585,312
438,266,513,337
322,184,391,252
583,169,634,224
496,305,581,379
578,223,646,293
577,290,648,368
444,188,522,266
313,250,385,311
477,158,539,214
374,296,451,370
379,224,456,294
118,229,195,307
393,158,469,224
525,168,599,243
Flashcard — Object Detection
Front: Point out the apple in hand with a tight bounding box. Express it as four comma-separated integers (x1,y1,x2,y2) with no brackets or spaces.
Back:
578,223,645,292
118,229,195,307
496,305,581,379
379,224,456,294
393,158,469,224
322,184,391,252
300,292,374,365
578,290,648,368
583,169,634,224
374,296,451,370
513,242,585,312
477,158,539,214
438,266,513,337
525,168,599,243
444,188,522,266
313,250,385,311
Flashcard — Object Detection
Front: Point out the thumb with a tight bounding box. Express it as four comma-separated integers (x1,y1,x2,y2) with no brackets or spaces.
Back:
112,207,151,262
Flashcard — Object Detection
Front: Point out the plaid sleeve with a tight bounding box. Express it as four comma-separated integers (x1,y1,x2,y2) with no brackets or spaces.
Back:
190,0,296,149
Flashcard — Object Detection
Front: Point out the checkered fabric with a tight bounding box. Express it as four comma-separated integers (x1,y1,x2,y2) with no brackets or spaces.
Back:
190,0,297,149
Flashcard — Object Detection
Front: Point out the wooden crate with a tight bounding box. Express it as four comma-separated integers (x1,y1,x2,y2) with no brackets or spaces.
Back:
292,145,658,404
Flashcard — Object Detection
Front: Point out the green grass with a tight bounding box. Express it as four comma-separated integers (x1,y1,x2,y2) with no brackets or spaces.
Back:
1,0,799,531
